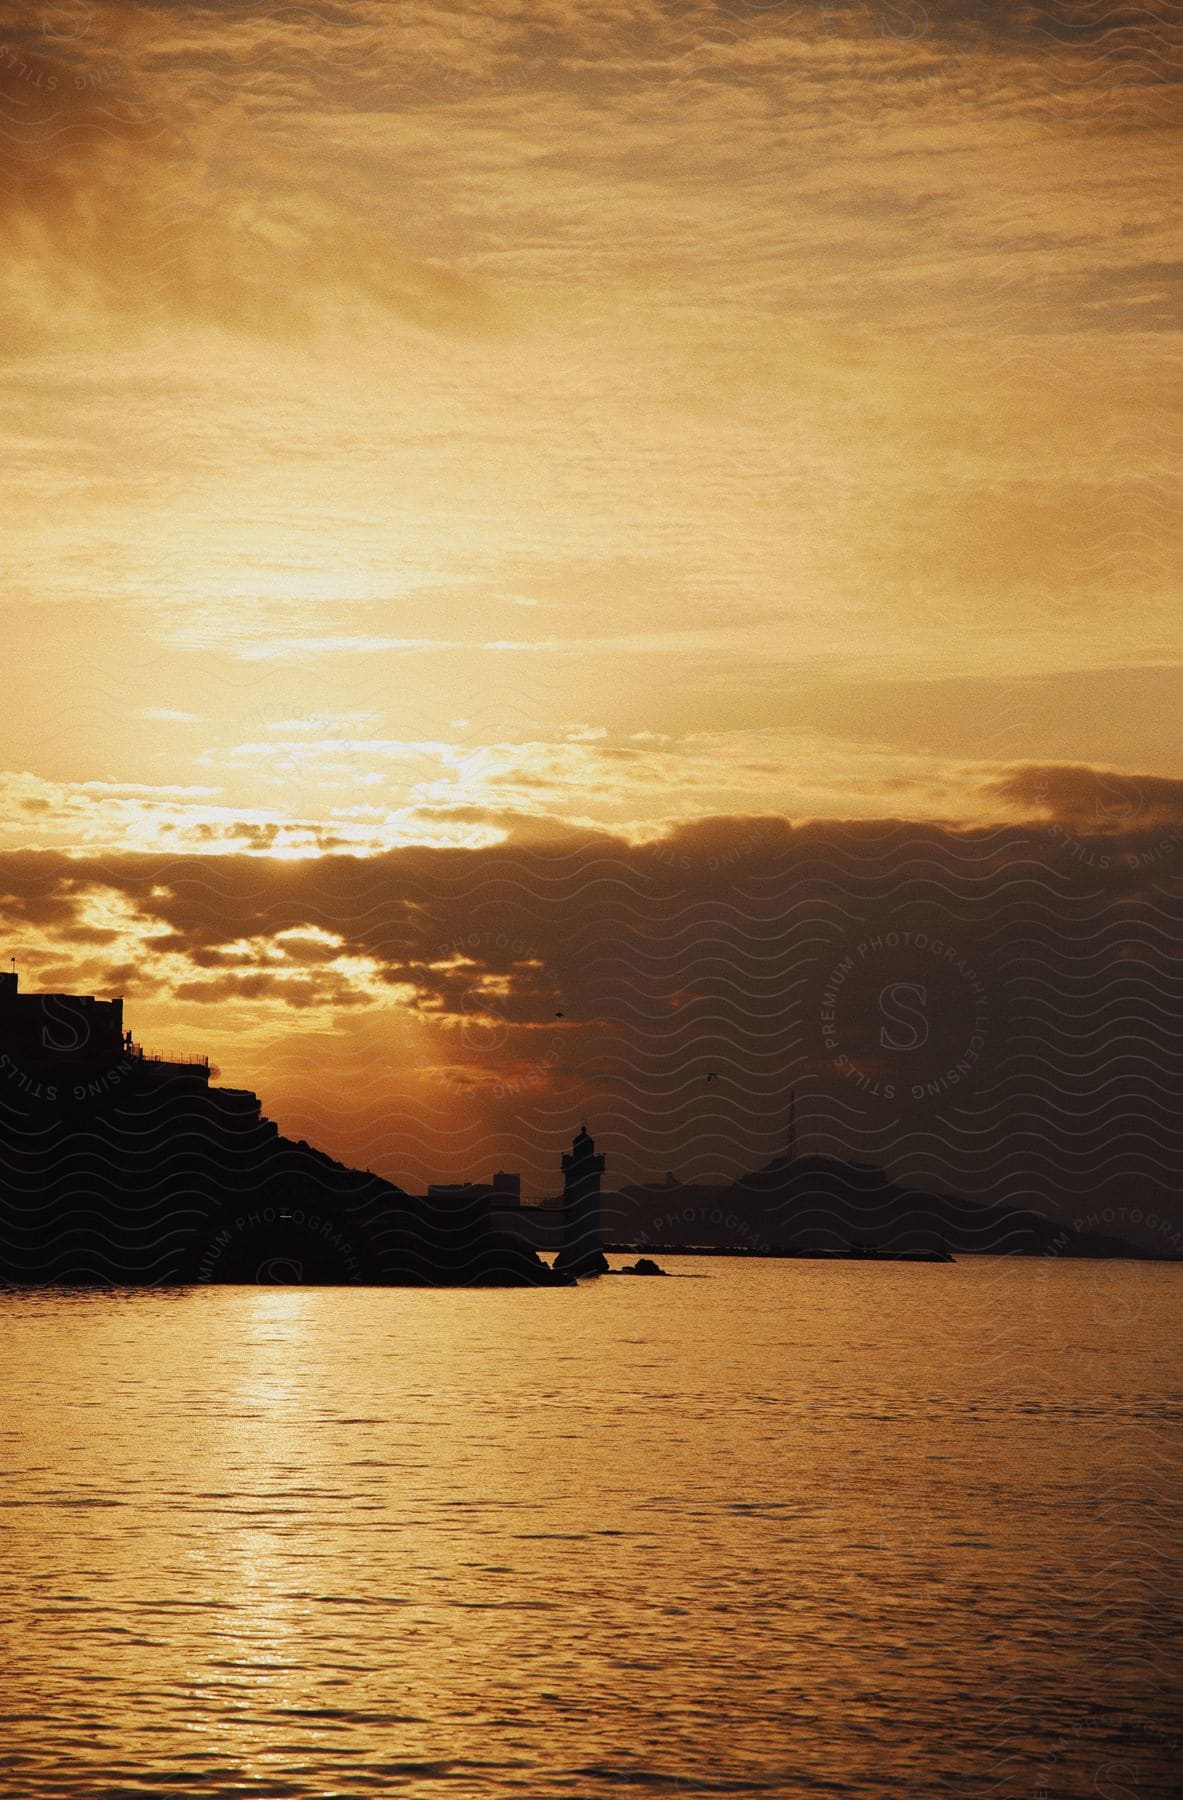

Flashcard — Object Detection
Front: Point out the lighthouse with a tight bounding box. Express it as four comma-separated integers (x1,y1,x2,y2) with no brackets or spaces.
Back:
555,1123,608,1277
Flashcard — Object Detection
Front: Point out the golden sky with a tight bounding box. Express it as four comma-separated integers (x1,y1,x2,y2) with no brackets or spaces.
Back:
2,1,1180,1197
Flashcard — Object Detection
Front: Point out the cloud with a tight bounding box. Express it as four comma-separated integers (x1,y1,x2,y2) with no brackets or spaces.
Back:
1,794,1179,1229
0,15,493,342
4,737,1181,863
988,764,1183,832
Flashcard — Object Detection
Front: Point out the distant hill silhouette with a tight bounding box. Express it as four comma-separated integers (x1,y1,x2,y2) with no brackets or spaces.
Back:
604,1149,1135,1258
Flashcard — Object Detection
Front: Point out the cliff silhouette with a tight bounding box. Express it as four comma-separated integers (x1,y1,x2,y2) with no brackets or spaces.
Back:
0,973,570,1287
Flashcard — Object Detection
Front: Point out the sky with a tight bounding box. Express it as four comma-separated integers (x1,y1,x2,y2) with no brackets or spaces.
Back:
1,1,1180,1225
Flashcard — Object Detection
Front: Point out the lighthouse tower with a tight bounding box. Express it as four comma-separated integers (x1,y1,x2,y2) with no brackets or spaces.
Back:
555,1123,607,1277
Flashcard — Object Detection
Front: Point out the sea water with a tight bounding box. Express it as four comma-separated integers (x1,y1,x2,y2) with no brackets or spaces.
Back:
0,1258,1179,1798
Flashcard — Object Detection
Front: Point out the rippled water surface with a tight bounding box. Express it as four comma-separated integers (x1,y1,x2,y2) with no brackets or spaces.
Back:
1,1259,1179,1799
